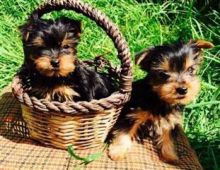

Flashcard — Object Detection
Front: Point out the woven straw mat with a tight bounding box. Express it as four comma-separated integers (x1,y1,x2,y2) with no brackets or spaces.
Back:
0,86,203,170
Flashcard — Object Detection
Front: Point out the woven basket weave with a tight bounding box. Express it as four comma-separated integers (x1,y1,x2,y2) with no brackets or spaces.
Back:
12,0,132,150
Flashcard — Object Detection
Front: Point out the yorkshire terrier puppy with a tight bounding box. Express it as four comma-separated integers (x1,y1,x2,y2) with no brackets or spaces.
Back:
108,40,213,163
18,17,113,102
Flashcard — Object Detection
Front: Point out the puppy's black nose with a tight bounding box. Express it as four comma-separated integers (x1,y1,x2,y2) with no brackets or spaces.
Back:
51,59,59,68
176,87,188,95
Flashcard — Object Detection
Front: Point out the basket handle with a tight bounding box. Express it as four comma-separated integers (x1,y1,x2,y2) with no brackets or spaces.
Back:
29,0,132,93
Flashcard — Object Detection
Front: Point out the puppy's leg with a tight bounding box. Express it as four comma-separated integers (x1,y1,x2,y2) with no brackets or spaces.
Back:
108,111,147,160
108,132,133,161
157,128,178,163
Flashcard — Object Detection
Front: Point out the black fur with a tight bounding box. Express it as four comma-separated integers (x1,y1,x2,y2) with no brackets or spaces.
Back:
137,41,201,73
111,40,202,137
127,78,183,115
19,17,114,102
108,40,213,163
20,17,81,65
73,61,114,101
19,61,114,102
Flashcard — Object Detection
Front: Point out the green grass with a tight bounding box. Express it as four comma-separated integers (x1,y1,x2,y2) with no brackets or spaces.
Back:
0,0,219,169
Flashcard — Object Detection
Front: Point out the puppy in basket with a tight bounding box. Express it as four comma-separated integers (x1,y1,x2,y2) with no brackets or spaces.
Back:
108,39,213,163
18,16,113,102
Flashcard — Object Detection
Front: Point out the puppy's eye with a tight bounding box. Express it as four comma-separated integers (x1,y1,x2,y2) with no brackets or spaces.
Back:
193,54,200,60
187,66,195,74
159,71,170,80
63,45,70,49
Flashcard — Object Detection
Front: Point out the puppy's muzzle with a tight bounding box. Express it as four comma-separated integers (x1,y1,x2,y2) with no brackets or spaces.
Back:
176,87,188,95
51,58,60,68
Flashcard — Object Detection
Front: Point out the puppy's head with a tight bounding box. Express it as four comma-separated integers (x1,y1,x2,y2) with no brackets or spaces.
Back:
20,17,81,77
136,40,214,105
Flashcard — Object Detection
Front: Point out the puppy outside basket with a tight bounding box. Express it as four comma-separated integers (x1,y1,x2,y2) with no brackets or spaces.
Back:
12,0,132,150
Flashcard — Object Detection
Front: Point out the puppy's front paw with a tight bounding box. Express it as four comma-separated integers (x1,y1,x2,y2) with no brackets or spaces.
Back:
108,143,129,161
108,134,132,161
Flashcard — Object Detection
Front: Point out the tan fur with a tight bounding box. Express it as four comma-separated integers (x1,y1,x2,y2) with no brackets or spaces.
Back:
61,38,76,47
32,37,45,47
153,56,170,71
108,109,182,161
156,129,178,163
29,84,79,102
108,133,133,161
34,56,53,77
153,76,200,105
33,33,76,78
61,33,78,47
155,113,182,163
58,55,76,77
109,40,211,163
108,110,151,161
184,54,201,73
34,54,76,77
47,85,79,101
194,40,214,49
180,77,200,104
184,55,194,71
151,52,201,105
135,50,149,65
160,57,170,71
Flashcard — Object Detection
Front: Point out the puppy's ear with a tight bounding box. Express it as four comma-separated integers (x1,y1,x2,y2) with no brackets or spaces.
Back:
189,39,214,49
19,22,32,42
19,14,39,42
73,20,82,37
135,49,151,70
68,20,82,37
60,17,82,36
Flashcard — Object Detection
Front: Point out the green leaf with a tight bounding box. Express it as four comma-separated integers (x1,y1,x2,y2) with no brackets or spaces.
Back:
67,145,87,162
84,152,103,164
67,145,103,165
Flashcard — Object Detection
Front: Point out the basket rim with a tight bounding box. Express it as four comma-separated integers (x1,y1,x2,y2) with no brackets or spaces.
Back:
12,0,132,114
12,75,129,114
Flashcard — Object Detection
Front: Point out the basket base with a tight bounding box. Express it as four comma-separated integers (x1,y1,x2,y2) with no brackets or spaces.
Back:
21,104,119,150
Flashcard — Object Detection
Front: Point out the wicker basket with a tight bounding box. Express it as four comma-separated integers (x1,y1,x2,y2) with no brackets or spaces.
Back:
12,0,132,150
